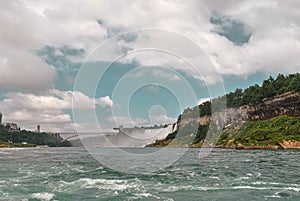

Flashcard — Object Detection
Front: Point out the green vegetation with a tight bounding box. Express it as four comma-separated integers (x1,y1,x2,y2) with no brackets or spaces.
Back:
149,122,209,147
226,73,300,107
149,116,300,148
182,101,212,119
182,73,300,119
0,126,71,147
0,142,37,148
217,116,300,146
148,73,300,148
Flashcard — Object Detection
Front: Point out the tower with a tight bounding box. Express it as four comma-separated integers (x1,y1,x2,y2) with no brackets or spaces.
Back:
37,125,40,133
0,112,2,125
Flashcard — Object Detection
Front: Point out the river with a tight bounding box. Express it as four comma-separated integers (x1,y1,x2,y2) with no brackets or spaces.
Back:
0,147,299,200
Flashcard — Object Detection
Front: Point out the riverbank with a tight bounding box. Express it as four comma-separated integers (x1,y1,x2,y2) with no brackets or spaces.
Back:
148,116,300,150
0,125,72,147
147,141,300,150
220,140,300,150
0,142,38,148
214,140,300,150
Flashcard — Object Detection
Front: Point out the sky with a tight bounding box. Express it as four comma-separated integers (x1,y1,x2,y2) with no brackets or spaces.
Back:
0,0,299,132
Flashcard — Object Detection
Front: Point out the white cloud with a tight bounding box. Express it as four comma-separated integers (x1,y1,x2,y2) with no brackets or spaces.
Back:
149,114,177,125
0,90,113,111
98,96,114,108
2,0,300,87
0,0,107,91
50,89,114,109
197,98,211,105
1,0,300,131
107,114,176,127
0,50,56,91
203,0,300,76
0,90,113,131
107,116,149,126
113,0,300,81
2,1,300,83
152,69,181,81
128,67,181,81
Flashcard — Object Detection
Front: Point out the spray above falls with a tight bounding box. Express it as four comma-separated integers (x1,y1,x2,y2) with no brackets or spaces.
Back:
81,124,177,148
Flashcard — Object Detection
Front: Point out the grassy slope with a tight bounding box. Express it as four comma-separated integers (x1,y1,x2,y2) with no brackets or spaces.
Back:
149,73,300,148
217,116,300,147
148,116,300,148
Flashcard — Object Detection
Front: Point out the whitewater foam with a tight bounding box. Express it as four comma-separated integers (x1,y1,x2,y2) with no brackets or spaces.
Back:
161,185,300,193
59,178,142,192
31,192,55,201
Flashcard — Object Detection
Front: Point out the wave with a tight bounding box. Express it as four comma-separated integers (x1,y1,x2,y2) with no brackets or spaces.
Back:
58,178,142,191
31,192,55,201
161,185,300,192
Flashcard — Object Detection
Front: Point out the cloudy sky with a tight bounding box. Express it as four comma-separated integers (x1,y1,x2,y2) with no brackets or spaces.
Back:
0,0,299,132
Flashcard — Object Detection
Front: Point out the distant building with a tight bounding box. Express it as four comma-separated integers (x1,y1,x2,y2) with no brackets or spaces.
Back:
36,125,41,133
0,112,2,125
2,123,19,130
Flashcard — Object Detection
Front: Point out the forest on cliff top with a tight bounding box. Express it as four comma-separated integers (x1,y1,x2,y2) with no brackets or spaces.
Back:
183,73,300,119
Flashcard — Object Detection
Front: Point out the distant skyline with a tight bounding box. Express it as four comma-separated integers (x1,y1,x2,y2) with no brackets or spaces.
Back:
0,0,299,132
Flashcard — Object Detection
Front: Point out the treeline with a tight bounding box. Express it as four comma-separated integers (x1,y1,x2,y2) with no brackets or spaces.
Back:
152,73,300,147
0,126,71,147
182,73,300,118
226,73,300,107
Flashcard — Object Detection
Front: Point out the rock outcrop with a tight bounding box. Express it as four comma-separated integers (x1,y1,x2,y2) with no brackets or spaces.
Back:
279,140,300,149
182,92,300,127
246,92,300,120
150,91,300,149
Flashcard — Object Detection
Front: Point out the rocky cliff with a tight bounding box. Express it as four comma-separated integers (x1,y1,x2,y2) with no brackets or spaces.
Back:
182,91,300,127
150,91,300,149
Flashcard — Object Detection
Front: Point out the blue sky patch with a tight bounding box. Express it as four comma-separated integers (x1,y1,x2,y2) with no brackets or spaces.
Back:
210,13,252,46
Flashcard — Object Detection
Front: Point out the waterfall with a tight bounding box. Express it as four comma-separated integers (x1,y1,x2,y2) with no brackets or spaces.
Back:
173,123,178,132
82,124,175,148
143,124,174,145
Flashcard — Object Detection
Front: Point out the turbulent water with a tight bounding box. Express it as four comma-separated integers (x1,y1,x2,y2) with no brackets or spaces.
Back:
0,147,299,201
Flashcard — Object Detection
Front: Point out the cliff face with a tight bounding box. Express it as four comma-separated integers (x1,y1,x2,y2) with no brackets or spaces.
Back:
149,91,300,148
245,91,300,120
184,91,300,127
279,140,300,149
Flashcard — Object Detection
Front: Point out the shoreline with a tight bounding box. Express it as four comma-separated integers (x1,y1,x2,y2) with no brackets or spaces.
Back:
1,146,300,150
147,140,300,150
2,141,300,150
0,142,48,148
147,145,300,150
146,145,300,150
